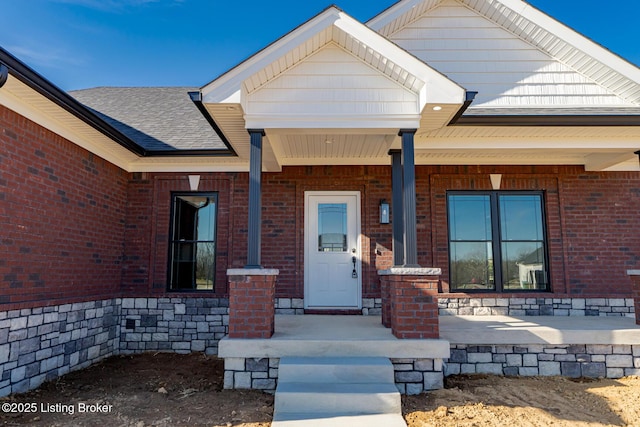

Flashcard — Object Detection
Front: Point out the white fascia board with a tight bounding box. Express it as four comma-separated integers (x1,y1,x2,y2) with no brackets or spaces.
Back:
244,113,422,130
280,157,392,166
0,80,137,171
366,0,426,32
201,8,342,104
603,159,640,172
415,136,640,150
584,152,639,172
334,11,466,106
498,0,640,89
127,157,249,173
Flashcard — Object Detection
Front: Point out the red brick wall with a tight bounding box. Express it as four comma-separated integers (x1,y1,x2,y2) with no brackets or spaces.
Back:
429,166,640,298
121,165,640,300
3,107,638,306
261,166,396,299
559,171,640,296
430,168,565,295
0,105,128,309
121,174,234,296
121,166,396,299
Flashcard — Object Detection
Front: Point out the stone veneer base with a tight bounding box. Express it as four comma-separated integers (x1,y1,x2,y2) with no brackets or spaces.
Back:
274,297,636,317
447,344,640,378
0,300,120,396
1,296,638,396
222,345,640,395
223,357,444,395
439,297,635,317
0,297,229,397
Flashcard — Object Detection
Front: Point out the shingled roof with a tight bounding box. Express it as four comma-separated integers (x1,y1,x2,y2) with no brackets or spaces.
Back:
70,87,228,152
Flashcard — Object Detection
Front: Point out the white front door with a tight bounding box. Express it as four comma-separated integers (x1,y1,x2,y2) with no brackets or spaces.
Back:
304,191,361,309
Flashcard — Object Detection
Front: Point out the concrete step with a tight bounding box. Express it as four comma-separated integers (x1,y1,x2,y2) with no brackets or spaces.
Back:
272,412,407,427
274,382,401,415
278,357,394,384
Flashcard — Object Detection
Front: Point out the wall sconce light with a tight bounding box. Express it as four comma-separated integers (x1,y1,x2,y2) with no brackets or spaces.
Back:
379,199,390,224
188,175,201,191
635,150,640,167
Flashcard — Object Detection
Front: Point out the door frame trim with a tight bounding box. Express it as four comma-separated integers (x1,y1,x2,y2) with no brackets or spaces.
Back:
304,191,362,310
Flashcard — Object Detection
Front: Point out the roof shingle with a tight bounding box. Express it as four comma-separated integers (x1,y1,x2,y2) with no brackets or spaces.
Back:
70,87,227,151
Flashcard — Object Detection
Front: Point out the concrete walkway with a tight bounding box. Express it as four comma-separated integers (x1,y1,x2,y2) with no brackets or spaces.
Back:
220,315,640,360
440,315,640,345
219,315,450,359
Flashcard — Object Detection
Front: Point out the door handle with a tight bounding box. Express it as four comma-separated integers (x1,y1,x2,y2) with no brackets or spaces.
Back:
351,256,358,279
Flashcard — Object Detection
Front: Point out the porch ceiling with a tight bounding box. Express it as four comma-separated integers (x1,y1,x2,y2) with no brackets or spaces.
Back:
202,97,640,170
267,131,397,166
263,131,640,170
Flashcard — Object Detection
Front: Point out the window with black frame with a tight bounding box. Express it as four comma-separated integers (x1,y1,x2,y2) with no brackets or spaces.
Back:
447,192,549,292
168,193,217,291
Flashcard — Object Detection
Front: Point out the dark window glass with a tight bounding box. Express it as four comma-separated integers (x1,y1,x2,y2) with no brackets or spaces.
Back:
447,192,548,292
318,203,347,252
169,194,217,291
448,195,494,290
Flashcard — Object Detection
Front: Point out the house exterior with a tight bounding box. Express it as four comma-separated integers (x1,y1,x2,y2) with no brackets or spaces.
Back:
1,0,640,395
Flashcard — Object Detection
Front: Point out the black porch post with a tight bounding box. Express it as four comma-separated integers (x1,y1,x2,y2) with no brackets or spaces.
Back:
246,129,265,269
389,149,404,267
399,129,419,267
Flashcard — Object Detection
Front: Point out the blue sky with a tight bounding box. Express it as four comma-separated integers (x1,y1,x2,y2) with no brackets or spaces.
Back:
1,0,638,91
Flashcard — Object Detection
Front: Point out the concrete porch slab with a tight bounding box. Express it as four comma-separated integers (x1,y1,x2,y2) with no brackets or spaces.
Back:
440,315,640,345
218,315,450,359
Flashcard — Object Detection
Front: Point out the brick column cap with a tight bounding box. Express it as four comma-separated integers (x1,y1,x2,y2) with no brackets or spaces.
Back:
378,267,441,276
627,270,640,276
227,268,279,276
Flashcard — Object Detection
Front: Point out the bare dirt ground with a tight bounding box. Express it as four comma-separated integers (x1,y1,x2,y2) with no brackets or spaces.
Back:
1,353,640,427
405,374,640,427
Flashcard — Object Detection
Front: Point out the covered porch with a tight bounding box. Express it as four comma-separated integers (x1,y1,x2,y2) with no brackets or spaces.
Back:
199,7,470,341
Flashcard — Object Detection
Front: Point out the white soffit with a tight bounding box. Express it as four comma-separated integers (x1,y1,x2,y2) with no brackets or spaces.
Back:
0,74,138,170
368,0,640,105
0,76,253,173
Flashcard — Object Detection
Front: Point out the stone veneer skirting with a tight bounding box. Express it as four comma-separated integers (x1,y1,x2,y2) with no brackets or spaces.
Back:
222,347,640,395
0,300,120,396
439,297,635,317
1,296,638,397
277,297,636,317
223,357,444,395
275,298,383,315
119,297,229,354
0,297,229,397
446,344,640,378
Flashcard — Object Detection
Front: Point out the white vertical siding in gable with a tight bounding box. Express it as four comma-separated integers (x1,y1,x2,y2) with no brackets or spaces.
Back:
387,0,629,107
245,44,420,116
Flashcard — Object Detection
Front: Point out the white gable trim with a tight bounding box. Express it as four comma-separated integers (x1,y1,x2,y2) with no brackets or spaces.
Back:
202,9,340,104
201,6,466,108
369,0,640,105
368,0,439,34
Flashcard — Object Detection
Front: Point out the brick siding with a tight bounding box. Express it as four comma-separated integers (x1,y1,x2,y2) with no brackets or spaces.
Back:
0,106,127,310
3,106,640,308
